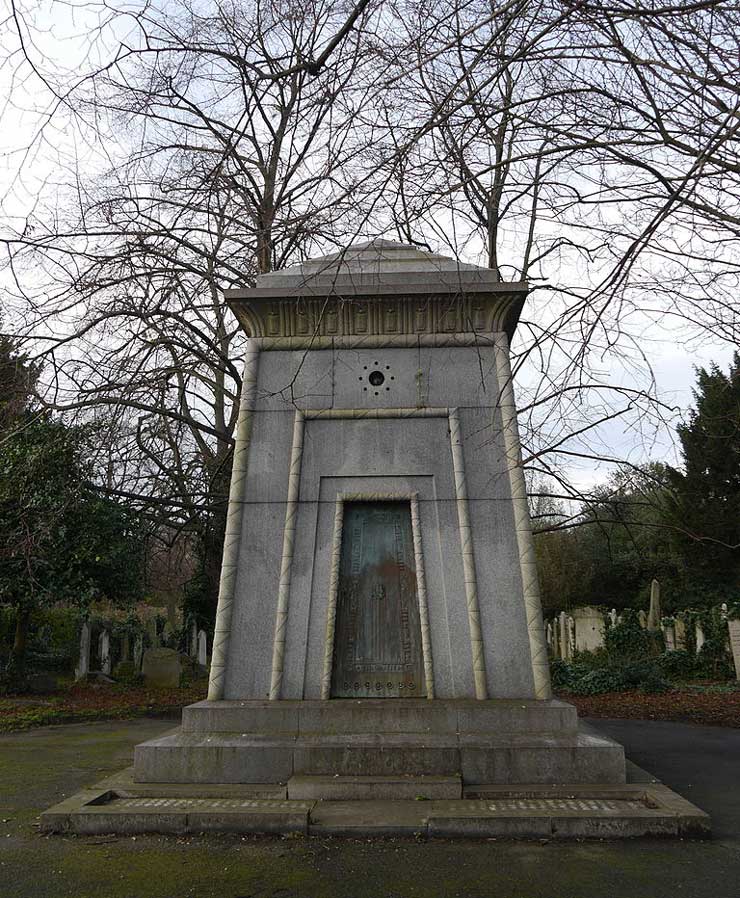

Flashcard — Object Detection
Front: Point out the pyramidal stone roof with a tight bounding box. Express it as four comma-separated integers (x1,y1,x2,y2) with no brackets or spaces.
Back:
224,239,529,340
227,238,527,298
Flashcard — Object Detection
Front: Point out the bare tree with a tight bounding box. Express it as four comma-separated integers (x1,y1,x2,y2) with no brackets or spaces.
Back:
1,0,739,612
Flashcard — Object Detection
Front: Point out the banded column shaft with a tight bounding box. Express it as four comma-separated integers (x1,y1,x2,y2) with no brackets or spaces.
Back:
320,498,345,700
494,333,552,699
269,410,306,700
410,493,435,699
207,341,261,700
448,408,488,700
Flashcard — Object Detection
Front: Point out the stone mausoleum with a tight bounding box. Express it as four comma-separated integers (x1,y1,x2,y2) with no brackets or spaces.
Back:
134,239,626,792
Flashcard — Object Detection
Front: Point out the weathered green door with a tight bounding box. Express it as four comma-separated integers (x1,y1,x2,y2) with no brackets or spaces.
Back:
331,501,426,698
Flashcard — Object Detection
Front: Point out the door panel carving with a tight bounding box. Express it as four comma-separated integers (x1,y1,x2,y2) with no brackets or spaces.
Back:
331,502,425,698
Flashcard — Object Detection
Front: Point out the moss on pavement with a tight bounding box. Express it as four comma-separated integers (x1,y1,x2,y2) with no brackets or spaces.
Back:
1,718,739,898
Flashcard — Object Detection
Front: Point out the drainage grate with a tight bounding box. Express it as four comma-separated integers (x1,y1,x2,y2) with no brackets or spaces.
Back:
451,798,647,813
110,798,300,810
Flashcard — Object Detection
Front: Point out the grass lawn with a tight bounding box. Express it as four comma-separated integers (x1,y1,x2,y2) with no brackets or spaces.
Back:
0,680,207,732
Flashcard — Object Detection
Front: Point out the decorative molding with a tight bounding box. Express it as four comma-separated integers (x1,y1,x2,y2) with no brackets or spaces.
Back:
305,407,448,421
319,492,435,701
229,295,523,342
269,405,485,701
208,342,261,701
494,333,552,700
254,332,499,352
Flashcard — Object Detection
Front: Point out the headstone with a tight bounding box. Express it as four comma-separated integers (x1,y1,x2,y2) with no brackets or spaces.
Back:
572,606,605,653
133,635,144,670
75,621,91,681
695,621,705,654
674,617,687,650
148,618,160,647
197,630,208,668
99,630,111,675
728,619,740,681
121,634,131,663
638,610,648,629
647,579,661,630
141,648,181,689
559,611,570,660
662,621,676,652
568,616,576,656
609,608,618,627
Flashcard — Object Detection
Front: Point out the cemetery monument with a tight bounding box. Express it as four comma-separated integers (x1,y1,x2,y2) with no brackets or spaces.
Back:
133,239,625,787
45,241,709,837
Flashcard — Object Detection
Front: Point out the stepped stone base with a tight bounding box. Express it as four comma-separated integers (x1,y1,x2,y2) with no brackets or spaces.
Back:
133,699,626,786
41,768,710,839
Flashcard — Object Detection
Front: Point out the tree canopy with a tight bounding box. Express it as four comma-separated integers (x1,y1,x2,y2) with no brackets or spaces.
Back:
0,336,145,679
535,356,740,613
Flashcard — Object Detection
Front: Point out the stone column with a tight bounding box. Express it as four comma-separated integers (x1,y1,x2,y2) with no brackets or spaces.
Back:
75,622,91,681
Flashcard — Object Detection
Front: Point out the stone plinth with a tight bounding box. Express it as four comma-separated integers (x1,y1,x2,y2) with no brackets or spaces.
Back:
133,699,625,787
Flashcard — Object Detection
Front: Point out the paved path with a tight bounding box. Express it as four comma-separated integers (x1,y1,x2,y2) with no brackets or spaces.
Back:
1,716,739,898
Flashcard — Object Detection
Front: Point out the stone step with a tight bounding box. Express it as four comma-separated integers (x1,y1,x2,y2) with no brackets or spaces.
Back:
287,774,462,800
180,698,578,736
41,781,711,840
134,728,625,785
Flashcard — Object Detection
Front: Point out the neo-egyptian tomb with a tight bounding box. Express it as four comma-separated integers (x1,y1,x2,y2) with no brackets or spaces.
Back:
134,239,626,790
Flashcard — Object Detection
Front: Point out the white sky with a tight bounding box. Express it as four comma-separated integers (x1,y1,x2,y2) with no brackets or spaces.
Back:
1,3,736,498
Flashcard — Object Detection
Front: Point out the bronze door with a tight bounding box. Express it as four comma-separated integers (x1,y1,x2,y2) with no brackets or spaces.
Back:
331,501,426,698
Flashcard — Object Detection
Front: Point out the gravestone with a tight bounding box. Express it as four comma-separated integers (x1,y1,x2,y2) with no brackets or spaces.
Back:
141,648,181,689
75,622,91,681
559,611,570,661
197,630,208,668
728,619,740,681
674,616,687,650
99,630,111,676
572,606,605,653
647,579,661,630
133,635,144,671
134,240,625,790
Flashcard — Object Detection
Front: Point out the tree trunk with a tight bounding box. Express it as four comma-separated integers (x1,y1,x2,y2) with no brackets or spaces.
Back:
10,607,31,681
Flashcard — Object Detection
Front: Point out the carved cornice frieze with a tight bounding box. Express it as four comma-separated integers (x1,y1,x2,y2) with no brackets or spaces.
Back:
226,293,525,341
